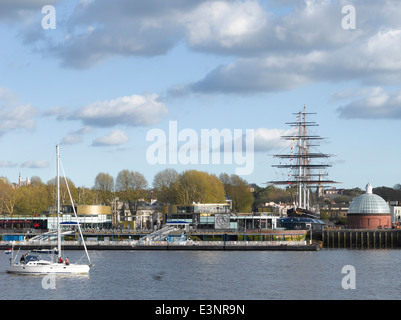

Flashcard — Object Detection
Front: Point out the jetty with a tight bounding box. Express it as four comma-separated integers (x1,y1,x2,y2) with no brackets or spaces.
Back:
315,229,401,249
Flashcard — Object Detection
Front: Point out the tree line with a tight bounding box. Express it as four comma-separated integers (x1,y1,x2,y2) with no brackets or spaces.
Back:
2,169,399,217
0,169,254,216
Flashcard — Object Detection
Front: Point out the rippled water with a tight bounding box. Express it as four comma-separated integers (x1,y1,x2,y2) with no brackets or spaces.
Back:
1,249,401,300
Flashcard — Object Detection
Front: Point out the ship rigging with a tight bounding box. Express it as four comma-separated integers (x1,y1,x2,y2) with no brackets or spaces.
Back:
268,106,338,218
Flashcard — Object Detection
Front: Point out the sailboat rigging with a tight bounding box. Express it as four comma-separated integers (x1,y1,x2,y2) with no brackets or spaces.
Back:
7,145,91,274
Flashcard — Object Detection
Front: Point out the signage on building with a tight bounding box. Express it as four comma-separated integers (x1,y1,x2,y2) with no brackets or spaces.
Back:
215,214,230,229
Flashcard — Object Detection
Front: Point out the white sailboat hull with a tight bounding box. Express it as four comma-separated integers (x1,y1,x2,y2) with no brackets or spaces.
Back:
7,261,90,274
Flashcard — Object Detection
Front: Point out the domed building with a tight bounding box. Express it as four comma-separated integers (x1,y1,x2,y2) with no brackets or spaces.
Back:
347,183,391,229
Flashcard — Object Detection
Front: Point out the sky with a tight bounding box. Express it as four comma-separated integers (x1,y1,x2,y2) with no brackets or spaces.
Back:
0,0,400,191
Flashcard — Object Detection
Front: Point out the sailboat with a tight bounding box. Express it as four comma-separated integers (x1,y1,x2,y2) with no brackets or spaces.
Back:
7,145,91,274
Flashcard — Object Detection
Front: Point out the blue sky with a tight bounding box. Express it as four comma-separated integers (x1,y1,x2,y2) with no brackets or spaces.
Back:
0,0,400,191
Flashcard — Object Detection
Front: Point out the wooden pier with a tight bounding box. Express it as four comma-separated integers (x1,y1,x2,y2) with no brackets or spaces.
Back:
315,229,401,249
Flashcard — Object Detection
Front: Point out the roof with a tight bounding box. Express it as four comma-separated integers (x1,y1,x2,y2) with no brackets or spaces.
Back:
279,217,326,225
348,183,390,215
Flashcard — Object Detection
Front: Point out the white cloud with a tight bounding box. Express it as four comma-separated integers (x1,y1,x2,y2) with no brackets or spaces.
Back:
184,1,268,50
0,87,36,136
337,87,401,119
0,161,18,168
73,94,168,128
42,106,70,120
21,160,49,168
92,129,129,146
253,128,292,152
184,1,401,94
61,126,93,145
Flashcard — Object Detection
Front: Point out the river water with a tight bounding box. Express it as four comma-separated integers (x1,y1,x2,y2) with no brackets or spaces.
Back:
1,249,400,300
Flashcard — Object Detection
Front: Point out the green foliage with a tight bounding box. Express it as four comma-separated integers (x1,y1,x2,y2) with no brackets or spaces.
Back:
333,195,352,204
373,186,401,201
176,170,225,205
220,173,253,212
14,183,51,215
342,188,364,198
253,185,294,206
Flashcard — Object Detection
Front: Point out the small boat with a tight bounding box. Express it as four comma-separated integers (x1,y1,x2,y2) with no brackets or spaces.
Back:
7,145,92,275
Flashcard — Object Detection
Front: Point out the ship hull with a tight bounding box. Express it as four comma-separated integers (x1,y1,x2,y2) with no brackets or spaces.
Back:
7,261,90,274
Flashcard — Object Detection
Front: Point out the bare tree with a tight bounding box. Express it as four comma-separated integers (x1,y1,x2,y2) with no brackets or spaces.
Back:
116,169,148,201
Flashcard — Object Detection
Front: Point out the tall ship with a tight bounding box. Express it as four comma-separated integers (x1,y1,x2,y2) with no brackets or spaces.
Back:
268,106,338,219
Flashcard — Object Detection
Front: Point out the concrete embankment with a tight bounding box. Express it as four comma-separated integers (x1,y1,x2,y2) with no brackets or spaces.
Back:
129,244,320,251
0,243,320,251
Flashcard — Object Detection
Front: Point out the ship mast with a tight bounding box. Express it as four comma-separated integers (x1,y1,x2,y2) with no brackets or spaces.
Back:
268,106,337,212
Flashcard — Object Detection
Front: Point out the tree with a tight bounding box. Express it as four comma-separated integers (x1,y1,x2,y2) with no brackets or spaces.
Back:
78,186,96,205
343,188,364,198
116,169,148,201
94,172,115,204
333,195,351,205
373,186,401,201
30,176,43,186
152,168,179,204
15,183,51,215
176,170,225,205
47,176,79,206
253,185,293,205
220,173,254,212
0,178,17,215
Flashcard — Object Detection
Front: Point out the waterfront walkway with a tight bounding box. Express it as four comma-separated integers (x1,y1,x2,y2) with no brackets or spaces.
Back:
0,229,319,251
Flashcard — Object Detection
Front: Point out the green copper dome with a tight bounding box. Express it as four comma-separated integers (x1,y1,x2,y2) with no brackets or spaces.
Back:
348,183,390,215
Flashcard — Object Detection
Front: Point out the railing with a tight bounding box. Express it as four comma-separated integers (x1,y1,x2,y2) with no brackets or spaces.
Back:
133,240,306,246
0,239,306,247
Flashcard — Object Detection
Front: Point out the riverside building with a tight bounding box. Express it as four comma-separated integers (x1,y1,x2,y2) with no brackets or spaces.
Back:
347,183,391,229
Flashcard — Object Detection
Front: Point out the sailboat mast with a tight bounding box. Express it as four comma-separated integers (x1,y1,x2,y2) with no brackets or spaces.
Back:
57,145,62,259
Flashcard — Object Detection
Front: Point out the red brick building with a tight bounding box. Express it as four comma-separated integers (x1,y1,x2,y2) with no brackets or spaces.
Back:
347,183,391,229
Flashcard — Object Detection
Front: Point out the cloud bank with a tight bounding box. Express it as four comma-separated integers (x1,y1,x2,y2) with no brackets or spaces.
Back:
4,0,401,121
